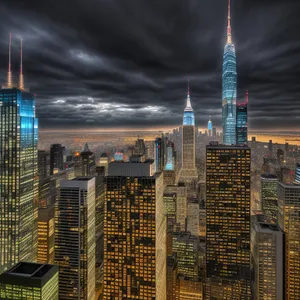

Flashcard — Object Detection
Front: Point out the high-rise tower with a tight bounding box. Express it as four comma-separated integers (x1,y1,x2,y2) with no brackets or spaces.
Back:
222,0,237,145
0,88,39,273
208,116,213,137
177,79,198,194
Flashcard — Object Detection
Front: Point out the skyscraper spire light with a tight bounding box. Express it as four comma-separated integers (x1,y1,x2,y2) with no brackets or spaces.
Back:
183,78,195,125
227,0,232,44
7,33,12,88
19,38,24,90
185,78,193,111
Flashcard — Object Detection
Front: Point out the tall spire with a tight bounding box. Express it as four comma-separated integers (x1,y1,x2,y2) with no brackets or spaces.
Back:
185,78,193,111
19,38,24,90
227,0,232,44
246,90,249,104
7,33,12,88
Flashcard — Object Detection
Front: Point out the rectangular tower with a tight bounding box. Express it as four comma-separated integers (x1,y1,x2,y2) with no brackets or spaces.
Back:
50,144,65,175
55,177,95,300
236,98,248,145
104,161,166,299
261,174,279,222
252,215,284,300
0,88,38,273
206,143,251,298
278,182,300,300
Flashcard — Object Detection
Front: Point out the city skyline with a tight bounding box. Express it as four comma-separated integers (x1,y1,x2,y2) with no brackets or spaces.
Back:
0,0,299,130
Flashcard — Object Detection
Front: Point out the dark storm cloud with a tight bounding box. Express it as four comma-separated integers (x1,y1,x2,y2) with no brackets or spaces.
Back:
0,0,299,130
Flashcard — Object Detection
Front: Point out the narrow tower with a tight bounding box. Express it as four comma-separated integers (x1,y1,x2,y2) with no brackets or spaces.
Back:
236,90,248,144
177,79,198,195
222,0,237,145
19,38,24,90
7,33,12,88
208,116,213,137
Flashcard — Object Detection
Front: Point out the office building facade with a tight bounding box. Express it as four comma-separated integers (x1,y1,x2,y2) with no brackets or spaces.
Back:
261,174,279,222
103,161,166,299
252,215,284,300
206,144,251,298
55,177,95,299
278,183,300,299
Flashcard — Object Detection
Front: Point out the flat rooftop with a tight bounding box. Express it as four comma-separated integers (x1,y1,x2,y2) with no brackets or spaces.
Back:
0,262,58,288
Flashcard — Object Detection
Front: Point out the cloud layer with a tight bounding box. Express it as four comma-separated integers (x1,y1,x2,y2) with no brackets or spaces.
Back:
0,0,299,130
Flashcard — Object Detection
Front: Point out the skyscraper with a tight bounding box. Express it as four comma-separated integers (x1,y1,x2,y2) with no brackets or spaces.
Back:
81,143,96,176
177,80,198,193
0,262,59,300
104,161,166,299
236,90,248,144
55,177,95,299
165,141,174,170
261,174,279,222
0,87,38,273
50,144,65,175
252,215,284,300
208,116,213,137
222,0,237,145
155,137,165,172
206,143,251,298
278,182,300,299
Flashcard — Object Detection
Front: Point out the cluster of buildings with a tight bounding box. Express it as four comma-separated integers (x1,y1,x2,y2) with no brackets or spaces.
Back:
0,1,299,300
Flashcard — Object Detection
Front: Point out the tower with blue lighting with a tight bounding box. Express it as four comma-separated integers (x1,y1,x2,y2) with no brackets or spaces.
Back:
208,116,213,137
177,79,198,195
0,36,38,273
222,0,237,145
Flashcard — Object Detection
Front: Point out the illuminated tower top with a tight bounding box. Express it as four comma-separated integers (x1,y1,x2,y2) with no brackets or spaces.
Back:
208,116,213,131
7,33,12,88
19,38,25,90
183,78,195,126
227,0,232,44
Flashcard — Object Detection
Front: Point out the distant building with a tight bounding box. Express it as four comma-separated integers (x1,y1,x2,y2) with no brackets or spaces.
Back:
172,232,199,279
104,161,166,299
55,177,95,299
99,153,109,176
165,183,187,231
155,137,165,172
50,144,65,175
38,150,50,180
187,198,200,236
261,174,279,222
206,143,251,298
252,215,284,300
236,91,248,144
0,88,38,273
177,80,198,194
208,116,213,137
81,143,96,176
0,262,58,300
165,141,175,170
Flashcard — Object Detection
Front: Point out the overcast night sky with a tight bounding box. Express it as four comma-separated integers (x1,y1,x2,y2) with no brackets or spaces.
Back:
0,0,299,131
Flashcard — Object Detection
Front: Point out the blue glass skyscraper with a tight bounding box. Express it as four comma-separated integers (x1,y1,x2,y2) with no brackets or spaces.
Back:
222,0,237,145
0,88,38,273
